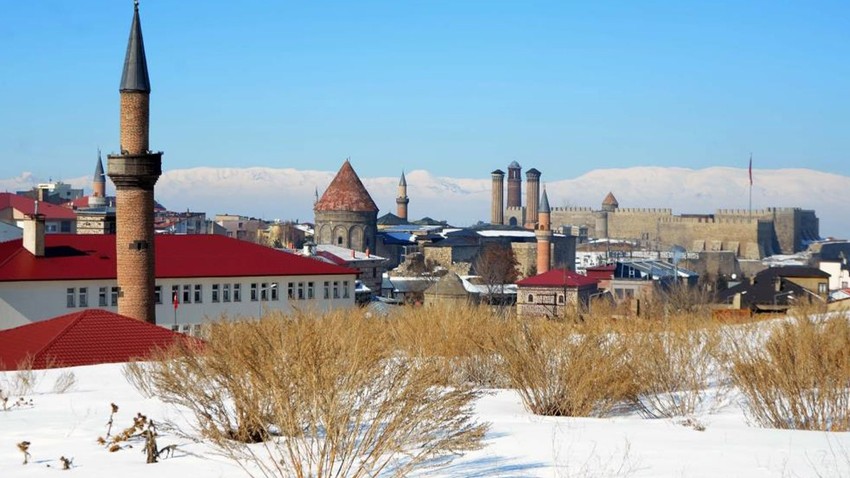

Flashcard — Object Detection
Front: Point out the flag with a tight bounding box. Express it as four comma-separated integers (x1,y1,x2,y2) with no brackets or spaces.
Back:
173,292,179,310
748,154,753,186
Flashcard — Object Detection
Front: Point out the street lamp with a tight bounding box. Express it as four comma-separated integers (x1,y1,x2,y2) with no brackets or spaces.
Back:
259,283,278,318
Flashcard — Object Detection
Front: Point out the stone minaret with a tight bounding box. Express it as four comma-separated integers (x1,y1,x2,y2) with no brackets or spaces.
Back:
535,187,552,275
506,161,522,209
525,168,541,229
107,1,162,324
490,169,505,225
90,150,107,207
396,171,409,221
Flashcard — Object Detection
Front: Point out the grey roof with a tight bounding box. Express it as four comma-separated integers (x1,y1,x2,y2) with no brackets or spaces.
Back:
491,169,505,176
526,168,541,178
119,3,151,93
539,188,551,213
399,171,407,187
508,161,521,169
93,150,105,182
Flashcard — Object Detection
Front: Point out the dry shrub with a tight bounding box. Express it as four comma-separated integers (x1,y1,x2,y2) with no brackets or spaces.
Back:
729,314,850,431
496,319,633,417
0,355,41,397
52,370,77,394
621,317,726,418
389,303,509,388
124,309,487,478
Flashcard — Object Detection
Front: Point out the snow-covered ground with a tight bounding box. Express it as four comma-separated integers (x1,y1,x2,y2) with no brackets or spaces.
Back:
2,363,849,477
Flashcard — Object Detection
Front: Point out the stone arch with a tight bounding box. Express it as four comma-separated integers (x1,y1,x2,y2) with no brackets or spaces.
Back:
319,225,332,244
509,217,518,226
333,225,348,248
349,225,364,251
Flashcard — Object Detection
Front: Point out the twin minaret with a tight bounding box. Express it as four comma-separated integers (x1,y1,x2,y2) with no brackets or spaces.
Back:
490,161,552,274
107,1,162,324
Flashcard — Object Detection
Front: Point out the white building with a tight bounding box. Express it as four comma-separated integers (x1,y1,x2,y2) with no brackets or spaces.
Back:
0,227,357,332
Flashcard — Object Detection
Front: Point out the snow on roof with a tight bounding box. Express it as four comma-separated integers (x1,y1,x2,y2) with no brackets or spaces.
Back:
315,244,386,263
0,234,355,282
476,230,536,238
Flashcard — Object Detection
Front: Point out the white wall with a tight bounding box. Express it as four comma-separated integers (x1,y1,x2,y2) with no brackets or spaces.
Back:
0,274,357,331
820,261,849,290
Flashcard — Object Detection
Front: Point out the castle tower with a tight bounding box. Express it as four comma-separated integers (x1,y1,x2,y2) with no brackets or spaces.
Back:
535,187,552,275
90,150,107,207
506,161,522,209
314,160,378,252
396,171,409,221
595,191,618,239
524,168,541,229
106,1,162,324
601,191,619,212
490,169,505,225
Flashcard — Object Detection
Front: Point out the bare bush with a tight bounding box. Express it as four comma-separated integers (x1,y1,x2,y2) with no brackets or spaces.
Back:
124,309,487,478
497,319,633,417
622,319,726,419
389,304,509,388
729,315,850,431
52,370,77,394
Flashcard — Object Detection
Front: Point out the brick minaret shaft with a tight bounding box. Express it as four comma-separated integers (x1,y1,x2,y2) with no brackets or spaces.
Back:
490,169,505,225
536,187,552,274
107,1,162,324
525,168,541,229
396,171,409,221
506,161,522,209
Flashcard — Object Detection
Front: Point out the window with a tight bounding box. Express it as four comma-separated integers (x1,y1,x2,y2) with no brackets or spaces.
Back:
251,283,258,301
288,282,295,300
111,287,119,306
271,282,279,301
558,294,565,304
337,236,343,245
223,284,231,302
307,282,314,299
818,283,828,294
67,288,75,308
233,284,242,302
333,281,340,299
194,284,202,303
324,281,330,299
297,282,304,300
171,324,180,332
172,285,180,306
527,294,534,303
260,282,269,301
343,281,350,299
60,221,71,233
212,284,220,303
99,287,108,307
78,287,88,307
192,324,202,336
183,285,191,303
154,286,162,305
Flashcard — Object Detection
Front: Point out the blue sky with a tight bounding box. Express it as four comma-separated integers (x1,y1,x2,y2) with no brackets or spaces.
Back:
1,1,847,182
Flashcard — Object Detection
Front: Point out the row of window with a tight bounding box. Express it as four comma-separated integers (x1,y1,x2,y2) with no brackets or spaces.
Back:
65,280,352,308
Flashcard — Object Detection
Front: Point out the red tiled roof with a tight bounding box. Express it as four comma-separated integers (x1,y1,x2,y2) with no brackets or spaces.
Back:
0,193,77,220
602,192,619,207
314,160,378,213
0,309,199,371
0,234,355,282
516,268,599,288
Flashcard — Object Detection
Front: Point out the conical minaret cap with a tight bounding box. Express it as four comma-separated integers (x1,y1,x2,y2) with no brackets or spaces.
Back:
399,171,407,187
119,1,151,93
539,187,551,213
93,150,105,181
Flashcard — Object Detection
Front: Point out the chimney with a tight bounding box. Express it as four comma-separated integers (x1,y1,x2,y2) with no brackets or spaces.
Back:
23,205,46,257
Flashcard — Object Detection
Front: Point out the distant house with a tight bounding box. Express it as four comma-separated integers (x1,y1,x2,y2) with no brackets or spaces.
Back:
608,259,699,305
516,268,599,318
717,266,830,313
0,193,76,234
424,272,471,307
305,243,387,294
0,227,357,331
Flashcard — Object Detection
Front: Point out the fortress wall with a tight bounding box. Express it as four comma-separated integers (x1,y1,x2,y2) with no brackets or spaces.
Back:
550,210,598,236
608,211,671,241
504,206,526,228
659,220,768,259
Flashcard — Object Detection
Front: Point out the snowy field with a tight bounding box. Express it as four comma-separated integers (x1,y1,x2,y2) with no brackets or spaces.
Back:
2,362,850,478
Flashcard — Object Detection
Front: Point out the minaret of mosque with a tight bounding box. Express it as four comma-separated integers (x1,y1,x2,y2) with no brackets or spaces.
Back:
396,171,409,221
106,1,162,323
535,187,553,274
90,150,107,207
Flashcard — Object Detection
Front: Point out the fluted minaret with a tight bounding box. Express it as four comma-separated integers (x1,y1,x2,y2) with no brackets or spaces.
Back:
90,150,106,207
506,161,522,209
396,171,409,221
107,1,162,324
535,187,552,275
490,169,505,225
525,168,541,229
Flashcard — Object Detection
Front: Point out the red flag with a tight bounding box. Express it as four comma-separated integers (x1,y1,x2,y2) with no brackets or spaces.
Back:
173,292,179,310
748,154,753,186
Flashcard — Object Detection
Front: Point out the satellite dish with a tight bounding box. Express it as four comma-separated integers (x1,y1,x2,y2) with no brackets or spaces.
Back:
670,245,686,266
